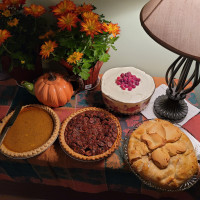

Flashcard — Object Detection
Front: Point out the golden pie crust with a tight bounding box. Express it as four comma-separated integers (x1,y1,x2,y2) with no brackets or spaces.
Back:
0,104,60,159
128,118,199,189
59,107,122,161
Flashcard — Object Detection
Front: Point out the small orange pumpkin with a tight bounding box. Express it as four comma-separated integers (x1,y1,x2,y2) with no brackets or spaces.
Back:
34,72,73,108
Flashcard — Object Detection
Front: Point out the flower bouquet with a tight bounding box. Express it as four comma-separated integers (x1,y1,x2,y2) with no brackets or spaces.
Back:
40,0,120,88
0,0,48,82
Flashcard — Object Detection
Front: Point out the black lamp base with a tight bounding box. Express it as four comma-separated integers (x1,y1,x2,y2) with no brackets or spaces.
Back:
152,56,200,123
153,94,188,123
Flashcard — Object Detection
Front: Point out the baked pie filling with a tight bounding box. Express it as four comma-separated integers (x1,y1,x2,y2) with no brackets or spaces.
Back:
65,110,118,156
60,107,122,161
0,104,60,158
3,107,53,153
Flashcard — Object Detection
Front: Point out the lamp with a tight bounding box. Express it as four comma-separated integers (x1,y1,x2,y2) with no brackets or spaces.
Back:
140,0,200,123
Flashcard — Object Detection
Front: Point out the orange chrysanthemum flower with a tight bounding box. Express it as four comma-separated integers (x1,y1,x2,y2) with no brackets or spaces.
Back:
102,23,120,37
82,12,99,21
0,29,11,46
2,9,11,17
3,0,25,8
40,40,58,59
24,4,46,18
50,0,76,17
81,19,102,38
39,30,55,40
67,52,83,64
7,18,19,27
76,3,93,14
57,13,79,31
0,3,8,10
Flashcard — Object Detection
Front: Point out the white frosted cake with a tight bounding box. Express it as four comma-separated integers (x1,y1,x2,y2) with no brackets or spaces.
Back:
101,66,155,104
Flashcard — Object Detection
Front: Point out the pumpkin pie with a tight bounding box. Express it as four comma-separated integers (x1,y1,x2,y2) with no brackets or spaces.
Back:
59,107,122,161
0,104,60,158
128,119,199,190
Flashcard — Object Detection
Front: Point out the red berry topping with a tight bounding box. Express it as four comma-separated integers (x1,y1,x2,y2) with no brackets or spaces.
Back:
115,72,141,91
128,87,132,91
120,85,125,90
120,73,125,78
116,80,121,85
135,81,139,86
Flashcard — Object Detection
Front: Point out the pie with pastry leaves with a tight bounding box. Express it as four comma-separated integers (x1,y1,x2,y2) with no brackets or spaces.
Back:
128,118,199,190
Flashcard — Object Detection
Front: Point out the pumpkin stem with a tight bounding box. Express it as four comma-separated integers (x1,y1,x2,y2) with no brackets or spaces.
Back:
48,72,56,81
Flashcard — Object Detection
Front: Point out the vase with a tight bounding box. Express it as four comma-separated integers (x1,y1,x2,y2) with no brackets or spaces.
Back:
60,60,104,90
83,61,103,90
1,55,43,83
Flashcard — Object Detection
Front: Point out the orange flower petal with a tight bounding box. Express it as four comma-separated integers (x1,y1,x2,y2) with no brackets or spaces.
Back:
103,22,120,37
82,11,99,21
39,30,55,40
81,19,102,38
7,18,19,27
51,0,76,16
57,13,79,31
3,0,26,8
0,3,8,10
2,9,11,17
0,29,11,45
67,52,83,64
40,40,58,59
24,4,46,18
76,3,93,14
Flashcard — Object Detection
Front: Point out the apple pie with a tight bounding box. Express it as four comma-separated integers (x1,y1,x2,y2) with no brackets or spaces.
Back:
128,118,199,189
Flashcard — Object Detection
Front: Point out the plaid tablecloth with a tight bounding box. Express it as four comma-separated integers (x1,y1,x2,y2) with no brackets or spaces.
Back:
0,77,200,200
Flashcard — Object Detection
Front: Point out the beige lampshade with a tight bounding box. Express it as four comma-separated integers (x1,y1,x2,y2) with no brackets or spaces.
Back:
140,0,200,61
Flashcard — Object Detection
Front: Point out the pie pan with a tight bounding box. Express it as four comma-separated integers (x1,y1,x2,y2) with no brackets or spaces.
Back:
0,104,60,159
59,107,122,162
123,119,200,191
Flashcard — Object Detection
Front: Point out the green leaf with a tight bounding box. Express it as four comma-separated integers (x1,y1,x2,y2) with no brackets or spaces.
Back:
59,38,68,46
82,62,91,69
94,49,99,57
111,45,117,51
92,43,106,50
12,52,25,60
59,38,75,49
52,56,60,61
79,68,90,80
109,36,119,44
99,53,110,62
26,64,35,70
72,66,80,74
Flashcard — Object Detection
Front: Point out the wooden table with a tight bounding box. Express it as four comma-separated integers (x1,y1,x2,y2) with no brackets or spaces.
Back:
0,77,200,200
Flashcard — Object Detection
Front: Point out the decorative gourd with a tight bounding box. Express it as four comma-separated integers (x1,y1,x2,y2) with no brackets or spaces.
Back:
34,72,73,108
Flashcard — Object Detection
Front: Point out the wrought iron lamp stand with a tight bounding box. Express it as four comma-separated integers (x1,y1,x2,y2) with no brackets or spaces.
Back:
153,56,200,123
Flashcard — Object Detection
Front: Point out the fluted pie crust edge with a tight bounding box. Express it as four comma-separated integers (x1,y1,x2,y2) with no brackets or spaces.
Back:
59,107,122,161
0,104,60,159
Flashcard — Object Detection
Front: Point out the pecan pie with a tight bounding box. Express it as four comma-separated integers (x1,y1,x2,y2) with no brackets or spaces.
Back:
128,119,199,190
0,104,60,159
59,107,122,161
